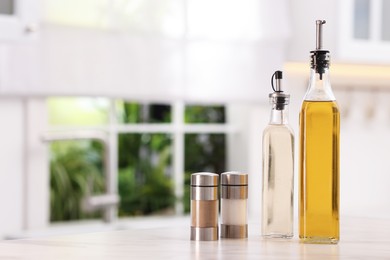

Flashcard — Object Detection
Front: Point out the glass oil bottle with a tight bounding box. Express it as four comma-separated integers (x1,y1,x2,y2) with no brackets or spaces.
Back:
262,71,294,238
299,20,340,244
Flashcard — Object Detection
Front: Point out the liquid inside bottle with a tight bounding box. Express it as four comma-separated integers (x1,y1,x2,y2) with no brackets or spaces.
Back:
262,71,294,238
262,125,294,238
299,100,340,244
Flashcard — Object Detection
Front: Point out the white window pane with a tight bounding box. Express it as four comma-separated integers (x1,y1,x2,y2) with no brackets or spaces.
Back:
353,0,370,39
382,0,390,41
0,0,14,15
48,97,110,126
44,0,110,29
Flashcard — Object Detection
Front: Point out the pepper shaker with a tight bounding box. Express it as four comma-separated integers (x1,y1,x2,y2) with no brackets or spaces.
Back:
190,172,219,241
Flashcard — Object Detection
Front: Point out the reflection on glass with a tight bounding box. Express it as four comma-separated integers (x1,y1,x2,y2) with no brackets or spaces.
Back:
0,0,14,15
382,0,390,41
353,0,370,39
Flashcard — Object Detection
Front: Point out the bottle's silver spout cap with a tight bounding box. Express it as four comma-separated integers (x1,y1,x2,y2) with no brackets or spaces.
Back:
273,70,283,92
269,70,289,109
316,20,326,51
311,20,330,80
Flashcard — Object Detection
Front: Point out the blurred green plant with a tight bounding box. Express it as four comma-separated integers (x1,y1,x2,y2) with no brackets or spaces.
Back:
50,140,105,221
117,102,175,216
118,144,175,216
185,105,225,124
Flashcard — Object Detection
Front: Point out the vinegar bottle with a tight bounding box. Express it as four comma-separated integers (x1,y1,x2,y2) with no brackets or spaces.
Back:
299,20,340,244
262,71,294,238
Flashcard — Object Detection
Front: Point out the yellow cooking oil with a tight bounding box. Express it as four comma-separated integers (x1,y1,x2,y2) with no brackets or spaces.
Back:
299,100,340,244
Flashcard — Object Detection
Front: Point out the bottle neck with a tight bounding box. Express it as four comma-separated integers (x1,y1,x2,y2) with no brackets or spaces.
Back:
269,105,289,125
304,68,336,101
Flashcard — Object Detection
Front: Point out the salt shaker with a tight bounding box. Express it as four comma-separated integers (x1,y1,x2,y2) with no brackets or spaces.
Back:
220,171,248,239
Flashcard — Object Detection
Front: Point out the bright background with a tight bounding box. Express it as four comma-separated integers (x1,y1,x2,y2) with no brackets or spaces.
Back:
0,0,390,238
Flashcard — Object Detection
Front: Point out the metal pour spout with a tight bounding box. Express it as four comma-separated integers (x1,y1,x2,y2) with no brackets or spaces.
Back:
274,70,283,92
316,20,326,50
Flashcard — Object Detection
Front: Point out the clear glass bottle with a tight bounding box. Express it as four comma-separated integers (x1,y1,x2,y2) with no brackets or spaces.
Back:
262,71,294,238
299,20,340,244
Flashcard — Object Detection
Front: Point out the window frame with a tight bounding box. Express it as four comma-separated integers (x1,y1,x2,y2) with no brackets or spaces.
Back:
47,99,234,216
338,0,390,63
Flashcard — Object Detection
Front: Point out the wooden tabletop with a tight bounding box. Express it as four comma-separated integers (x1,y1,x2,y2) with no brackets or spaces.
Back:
0,216,389,259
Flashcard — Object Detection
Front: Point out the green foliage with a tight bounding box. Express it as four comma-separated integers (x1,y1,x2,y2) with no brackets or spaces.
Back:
50,141,105,221
185,134,226,173
117,132,174,216
118,146,175,216
49,100,226,221
117,101,142,123
185,105,225,123
117,101,174,216
117,101,171,123
118,133,141,169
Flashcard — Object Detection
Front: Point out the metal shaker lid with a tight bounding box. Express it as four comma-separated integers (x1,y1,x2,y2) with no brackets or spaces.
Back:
191,172,219,186
221,171,248,185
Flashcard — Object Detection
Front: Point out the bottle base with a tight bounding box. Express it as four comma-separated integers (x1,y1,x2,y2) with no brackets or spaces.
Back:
262,233,293,239
299,236,339,244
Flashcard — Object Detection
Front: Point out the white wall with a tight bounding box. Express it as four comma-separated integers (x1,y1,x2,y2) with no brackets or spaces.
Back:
1,24,289,104
25,99,49,229
0,99,24,236
0,98,48,238
287,0,339,62
338,90,390,219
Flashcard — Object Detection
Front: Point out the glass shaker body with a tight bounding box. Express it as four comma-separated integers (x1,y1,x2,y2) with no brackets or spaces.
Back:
220,172,248,239
190,172,219,241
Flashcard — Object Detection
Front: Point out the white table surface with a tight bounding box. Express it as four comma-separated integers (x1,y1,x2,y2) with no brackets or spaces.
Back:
0,216,389,259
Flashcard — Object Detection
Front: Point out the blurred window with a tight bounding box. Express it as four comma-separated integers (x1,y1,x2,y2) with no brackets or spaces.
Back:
341,0,390,61
352,0,390,42
0,0,14,15
381,0,390,41
48,97,227,220
353,0,370,39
